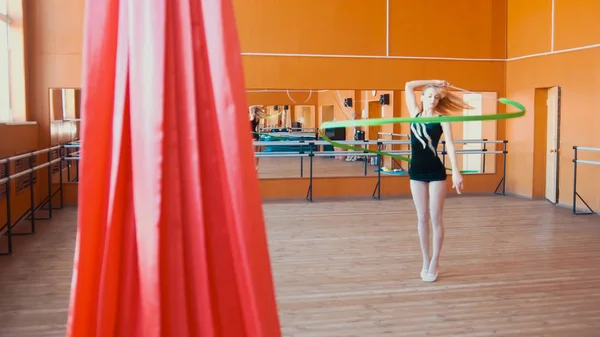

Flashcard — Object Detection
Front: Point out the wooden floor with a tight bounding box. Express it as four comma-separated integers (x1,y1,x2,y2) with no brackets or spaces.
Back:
1,195,600,336
0,207,77,337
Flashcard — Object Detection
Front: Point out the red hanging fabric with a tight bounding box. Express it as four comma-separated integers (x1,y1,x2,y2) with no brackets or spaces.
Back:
66,0,282,336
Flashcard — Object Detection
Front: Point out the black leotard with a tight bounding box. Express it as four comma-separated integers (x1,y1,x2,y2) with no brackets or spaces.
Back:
408,113,447,182
250,118,259,140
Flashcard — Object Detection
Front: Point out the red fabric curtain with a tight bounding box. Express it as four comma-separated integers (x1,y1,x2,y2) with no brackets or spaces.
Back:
66,0,281,336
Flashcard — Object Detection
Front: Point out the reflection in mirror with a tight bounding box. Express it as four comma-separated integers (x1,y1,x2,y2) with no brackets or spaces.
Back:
48,88,81,184
249,89,499,179
49,87,81,121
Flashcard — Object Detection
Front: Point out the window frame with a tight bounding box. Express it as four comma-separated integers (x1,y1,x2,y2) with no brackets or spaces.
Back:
0,9,11,122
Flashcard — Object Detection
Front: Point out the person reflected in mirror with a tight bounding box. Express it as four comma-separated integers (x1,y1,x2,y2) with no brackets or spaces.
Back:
249,105,263,171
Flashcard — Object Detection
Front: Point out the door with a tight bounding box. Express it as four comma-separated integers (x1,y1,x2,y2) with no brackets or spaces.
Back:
545,86,560,203
462,93,483,172
302,106,314,128
367,101,382,151
321,105,334,124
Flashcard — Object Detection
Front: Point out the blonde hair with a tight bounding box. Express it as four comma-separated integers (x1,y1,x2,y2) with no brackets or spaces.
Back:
249,105,264,119
422,84,474,116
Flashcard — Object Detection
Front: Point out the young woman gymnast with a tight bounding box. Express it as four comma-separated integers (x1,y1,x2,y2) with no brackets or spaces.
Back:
404,79,473,282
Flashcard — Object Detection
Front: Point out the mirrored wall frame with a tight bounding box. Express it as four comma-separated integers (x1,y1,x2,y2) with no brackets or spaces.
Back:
48,87,81,121
247,89,501,179
48,87,81,184
43,87,503,182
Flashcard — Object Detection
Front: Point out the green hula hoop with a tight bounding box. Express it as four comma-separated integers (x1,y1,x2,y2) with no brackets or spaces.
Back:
258,111,282,119
317,98,525,173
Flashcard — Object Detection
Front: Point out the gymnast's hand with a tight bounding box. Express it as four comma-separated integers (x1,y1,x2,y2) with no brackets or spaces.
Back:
452,172,463,194
433,80,449,87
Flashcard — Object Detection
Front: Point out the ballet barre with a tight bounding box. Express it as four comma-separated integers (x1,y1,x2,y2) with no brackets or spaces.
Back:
253,139,509,201
0,138,509,251
0,144,68,256
254,139,505,146
256,149,506,157
572,146,600,215
378,132,410,138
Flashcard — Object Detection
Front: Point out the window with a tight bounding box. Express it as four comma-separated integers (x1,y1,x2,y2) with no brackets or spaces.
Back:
0,0,10,122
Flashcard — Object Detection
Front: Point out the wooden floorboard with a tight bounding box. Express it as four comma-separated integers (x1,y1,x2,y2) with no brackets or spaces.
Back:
0,207,77,337
1,196,600,336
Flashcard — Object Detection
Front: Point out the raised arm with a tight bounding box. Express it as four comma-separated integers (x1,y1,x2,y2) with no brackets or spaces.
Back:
404,80,448,117
440,122,463,194
248,105,266,119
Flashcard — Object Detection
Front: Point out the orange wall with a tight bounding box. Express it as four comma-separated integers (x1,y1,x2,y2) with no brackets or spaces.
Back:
1,0,510,209
505,0,600,211
0,123,38,228
233,0,509,198
0,0,84,231
25,0,84,149
246,91,319,106
0,0,43,230
234,0,507,93
235,0,506,58
18,0,600,206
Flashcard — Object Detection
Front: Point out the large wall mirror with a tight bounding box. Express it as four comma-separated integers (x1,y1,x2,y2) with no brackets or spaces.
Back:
48,87,81,184
49,87,81,121
249,89,499,179
43,87,501,183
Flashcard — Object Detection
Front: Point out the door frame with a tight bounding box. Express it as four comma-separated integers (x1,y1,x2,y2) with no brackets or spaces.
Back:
554,86,562,203
462,93,483,173
547,86,562,204
367,100,382,151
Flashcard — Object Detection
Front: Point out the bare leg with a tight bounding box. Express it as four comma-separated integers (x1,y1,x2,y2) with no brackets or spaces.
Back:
425,180,447,280
410,180,430,275
254,145,260,170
